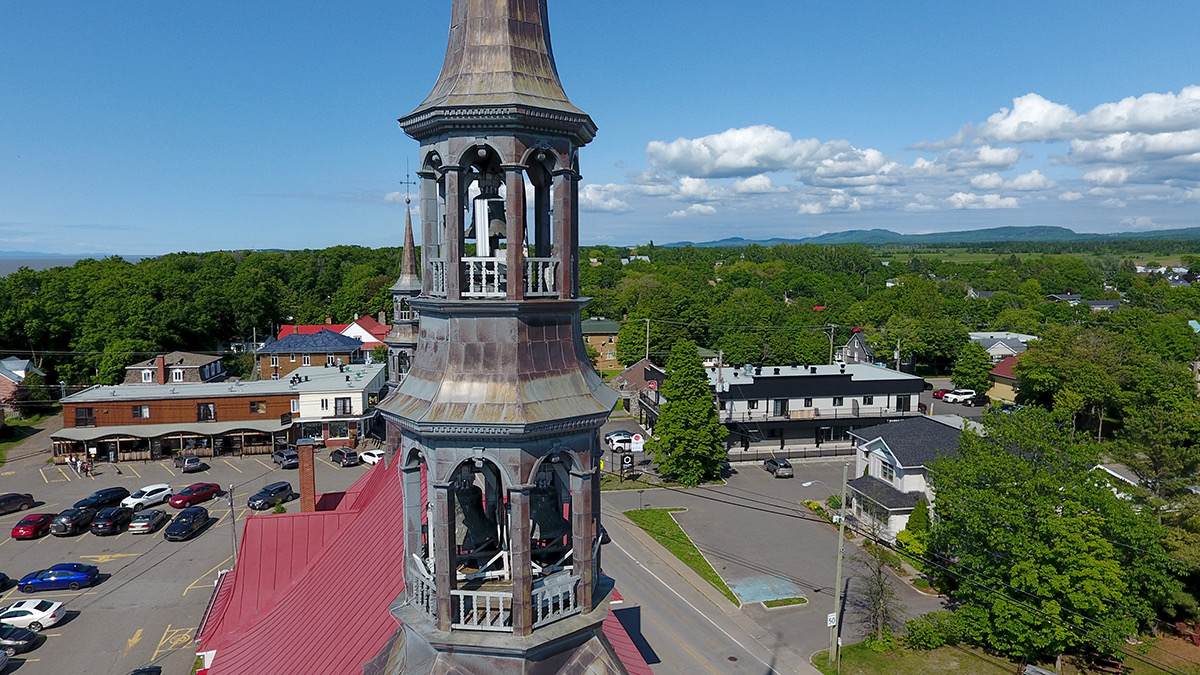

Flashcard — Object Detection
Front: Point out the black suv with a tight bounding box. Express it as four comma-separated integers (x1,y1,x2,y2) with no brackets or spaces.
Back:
962,393,992,408
73,487,131,510
248,482,294,510
330,449,360,467
90,507,134,536
272,449,299,469
50,508,97,536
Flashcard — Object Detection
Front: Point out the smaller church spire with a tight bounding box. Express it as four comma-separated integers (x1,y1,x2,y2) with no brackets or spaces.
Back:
391,206,421,293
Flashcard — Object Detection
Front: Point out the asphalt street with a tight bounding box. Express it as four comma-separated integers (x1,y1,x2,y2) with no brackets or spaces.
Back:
0,447,372,674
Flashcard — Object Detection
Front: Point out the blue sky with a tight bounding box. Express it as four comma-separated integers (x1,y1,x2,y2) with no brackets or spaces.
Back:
3,1,1200,256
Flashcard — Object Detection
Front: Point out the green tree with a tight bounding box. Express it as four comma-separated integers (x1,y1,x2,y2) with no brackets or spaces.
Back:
930,408,1180,668
1111,402,1200,507
10,370,53,416
951,341,993,393
645,339,728,486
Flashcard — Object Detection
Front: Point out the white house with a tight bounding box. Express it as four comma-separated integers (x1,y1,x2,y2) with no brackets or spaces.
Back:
848,415,965,541
968,331,1038,363
290,363,387,445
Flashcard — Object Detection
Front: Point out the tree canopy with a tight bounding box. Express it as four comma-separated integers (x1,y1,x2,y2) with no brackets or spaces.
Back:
645,339,728,486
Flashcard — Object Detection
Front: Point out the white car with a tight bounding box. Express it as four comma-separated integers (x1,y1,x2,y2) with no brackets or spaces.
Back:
360,450,385,466
941,389,976,404
121,484,173,511
0,599,63,631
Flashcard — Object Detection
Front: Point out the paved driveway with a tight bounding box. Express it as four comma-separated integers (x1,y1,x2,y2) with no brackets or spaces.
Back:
601,459,945,665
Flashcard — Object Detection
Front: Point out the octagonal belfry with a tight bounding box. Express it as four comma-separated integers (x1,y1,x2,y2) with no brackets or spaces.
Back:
368,1,624,673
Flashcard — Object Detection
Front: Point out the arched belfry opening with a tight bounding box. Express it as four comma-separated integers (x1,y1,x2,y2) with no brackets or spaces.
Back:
374,0,622,669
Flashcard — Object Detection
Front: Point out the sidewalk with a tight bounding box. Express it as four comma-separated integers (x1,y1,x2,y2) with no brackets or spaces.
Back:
1,411,63,466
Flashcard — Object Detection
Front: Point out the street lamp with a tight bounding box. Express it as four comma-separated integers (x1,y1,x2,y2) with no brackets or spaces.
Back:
803,462,849,666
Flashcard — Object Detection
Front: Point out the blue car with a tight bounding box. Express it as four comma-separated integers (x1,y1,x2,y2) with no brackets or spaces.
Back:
17,563,99,593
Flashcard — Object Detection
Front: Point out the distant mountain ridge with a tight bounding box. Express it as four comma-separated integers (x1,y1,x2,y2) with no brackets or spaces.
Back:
662,225,1200,247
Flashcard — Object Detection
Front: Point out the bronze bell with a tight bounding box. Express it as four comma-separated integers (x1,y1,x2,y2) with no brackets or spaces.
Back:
529,485,570,542
454,484,497,553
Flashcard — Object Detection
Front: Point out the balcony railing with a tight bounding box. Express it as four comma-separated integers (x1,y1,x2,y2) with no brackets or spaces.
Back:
463,256,506,298
532,573,581,629
720,406,919,423
451,588,513,632
409,571,437,624
525,257,559,297
428,259,447,298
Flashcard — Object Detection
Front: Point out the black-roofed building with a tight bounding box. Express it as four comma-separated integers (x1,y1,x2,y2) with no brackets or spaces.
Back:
848,415,963,541
639,361,927,452
256,329,364,380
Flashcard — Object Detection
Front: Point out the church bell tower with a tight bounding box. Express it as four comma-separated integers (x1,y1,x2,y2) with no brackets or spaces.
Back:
369,1,624,672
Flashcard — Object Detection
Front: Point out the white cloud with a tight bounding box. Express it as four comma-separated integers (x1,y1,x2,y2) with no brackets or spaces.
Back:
1008,170,1057,191
731,174,787,194
1070,129,1200,164
970,173,1005,190
1083,167,1131,186
937,146,1023,170
976,93,1078,143
1121,216,1162,229
797,190,862,215
677,177,724,201
384,192,408,204
667,204,718,218
1059,191,1084,202
1100,198,1128,208
946,192,1019,210
579,184,632,213
646,125,828,178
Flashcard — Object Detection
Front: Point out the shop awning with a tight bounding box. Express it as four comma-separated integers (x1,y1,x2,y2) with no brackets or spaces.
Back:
52,419,290,443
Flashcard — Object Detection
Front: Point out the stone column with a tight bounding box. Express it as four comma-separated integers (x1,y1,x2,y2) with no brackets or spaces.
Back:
431,482,457,631
418,169,439,265
509,485,533,636
401,464,424,590
504,165,527,301
570,468,596,611
443,168,464,300
551,170,575,300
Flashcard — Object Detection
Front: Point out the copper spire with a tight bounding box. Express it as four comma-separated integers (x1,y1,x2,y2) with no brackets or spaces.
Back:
391,206,421,293
407,0,585,118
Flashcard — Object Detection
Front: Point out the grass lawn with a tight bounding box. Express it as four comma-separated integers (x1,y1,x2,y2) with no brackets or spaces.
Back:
623,508,739,606
0,411,56,466
763,597,806,608
812,637,1200,675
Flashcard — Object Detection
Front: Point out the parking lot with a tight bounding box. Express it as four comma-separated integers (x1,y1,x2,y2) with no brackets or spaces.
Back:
0,450,373,674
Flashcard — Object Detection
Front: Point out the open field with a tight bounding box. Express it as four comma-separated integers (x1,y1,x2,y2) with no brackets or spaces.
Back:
877,247,1200,266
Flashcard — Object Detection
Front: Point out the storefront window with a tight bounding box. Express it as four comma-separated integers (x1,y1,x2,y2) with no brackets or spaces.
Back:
302,422,323,439
329,421,350,438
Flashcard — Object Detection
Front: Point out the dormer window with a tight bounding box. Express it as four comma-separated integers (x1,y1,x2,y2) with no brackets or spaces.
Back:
141,370,153,383
172,369,184,382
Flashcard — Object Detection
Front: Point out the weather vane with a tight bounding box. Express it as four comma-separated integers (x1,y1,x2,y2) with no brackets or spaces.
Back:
398,159,417,205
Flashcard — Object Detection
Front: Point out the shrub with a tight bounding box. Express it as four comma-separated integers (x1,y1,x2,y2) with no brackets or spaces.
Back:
904,610,964,650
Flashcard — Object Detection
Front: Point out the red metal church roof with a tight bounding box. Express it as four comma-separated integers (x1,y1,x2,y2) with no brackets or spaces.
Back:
196,460,652,674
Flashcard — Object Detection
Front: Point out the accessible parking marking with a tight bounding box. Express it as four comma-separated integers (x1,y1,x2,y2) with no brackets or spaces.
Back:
152,624,196,661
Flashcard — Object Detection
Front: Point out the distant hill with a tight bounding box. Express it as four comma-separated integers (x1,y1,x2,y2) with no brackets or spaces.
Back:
661,225,1200,248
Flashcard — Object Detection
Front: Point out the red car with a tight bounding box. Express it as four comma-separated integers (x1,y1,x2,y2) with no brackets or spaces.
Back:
932,388,951,399
11,513,55,540
169,483,222,508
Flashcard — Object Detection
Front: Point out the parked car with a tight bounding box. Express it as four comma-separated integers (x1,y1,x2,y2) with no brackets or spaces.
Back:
0,599,63,631
128,509,170,535
164,507,209,542
0,494,34,516
11,514,55,540
121,484,173,511
999,403,1025,414
50,508,97,537
17,563,99,593
604,430,633,448
90,507,135,536
962,393,992,408
127,667,162,675
941,389,976,404
360,450,385,466
330,449,360,467
0,624,36,656
931,388,951,399
271,449,299,469
73,487,131,510
763,457,794,478
179,456,205,474
169,483,222,508
248,482,294,510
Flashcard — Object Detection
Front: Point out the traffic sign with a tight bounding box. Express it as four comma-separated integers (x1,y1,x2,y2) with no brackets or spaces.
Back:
622,453,634,467
827,612,837,628
630,433,645,453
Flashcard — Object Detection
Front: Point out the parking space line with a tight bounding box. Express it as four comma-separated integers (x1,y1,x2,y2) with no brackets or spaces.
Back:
183,555,234,597
160,463,176,476
253,457,273,471
38,468,51,484
222,459,243,473
127,464,142,478
57,466,73,481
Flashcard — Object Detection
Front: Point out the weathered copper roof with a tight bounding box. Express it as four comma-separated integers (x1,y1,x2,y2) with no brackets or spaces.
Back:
409,0,585,117
389,207,421,294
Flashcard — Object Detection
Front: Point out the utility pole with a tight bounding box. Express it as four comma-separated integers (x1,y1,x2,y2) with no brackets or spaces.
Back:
227,484,239,565
831,462,849,665
895,335,901,372
827,325,836,364
644,318,650,362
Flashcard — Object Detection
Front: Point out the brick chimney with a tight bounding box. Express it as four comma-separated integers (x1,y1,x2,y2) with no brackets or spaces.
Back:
377,310,386,325
156,355,166,384
293,325,299,334
296,439,316,513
